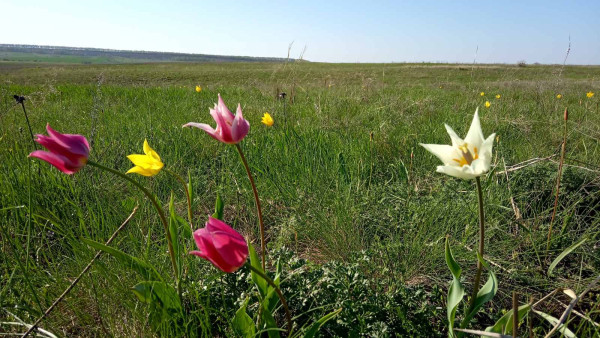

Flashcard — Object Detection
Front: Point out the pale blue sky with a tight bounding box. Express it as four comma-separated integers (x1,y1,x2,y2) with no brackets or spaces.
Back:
2,0,599,64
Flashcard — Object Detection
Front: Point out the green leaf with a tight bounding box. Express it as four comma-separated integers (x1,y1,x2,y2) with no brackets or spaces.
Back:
260,301,282,338
485,304,530,334
132,281,181,310
447,276,465,337
82,239,163,281
533,310,576,338
168,192,181,275
187,170,193,211
445,238,464,338
548,237,587,276
445,238,461,279
302,307,342,338
249,243,268,298
232,298,255,338
212,194,224,220
265,258,282,313
461,269,498,328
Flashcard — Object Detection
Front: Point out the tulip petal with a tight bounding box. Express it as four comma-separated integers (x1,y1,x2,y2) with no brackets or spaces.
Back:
217,94,235,123
127,154,159,168
436,165,478,180
230,105,250,143
183,122,224,142
192,228,237,272
420,143,459,166
469,158,489,176
464,108,484,148
212,108,233,143
444,124,464,148
29,150,79,174
126,166,154,176
45,124,90,156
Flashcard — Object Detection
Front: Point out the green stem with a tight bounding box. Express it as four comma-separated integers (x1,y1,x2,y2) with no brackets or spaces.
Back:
467,177,485,313
88,161,178,280
235,144,266,270
245,262,292,335
166,168,194,232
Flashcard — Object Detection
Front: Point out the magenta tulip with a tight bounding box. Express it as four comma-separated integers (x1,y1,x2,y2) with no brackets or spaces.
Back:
183,94,250,144
29,124,90,174
190,217,249,273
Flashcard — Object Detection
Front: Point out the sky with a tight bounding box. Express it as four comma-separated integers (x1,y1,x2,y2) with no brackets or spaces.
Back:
1,0,599,64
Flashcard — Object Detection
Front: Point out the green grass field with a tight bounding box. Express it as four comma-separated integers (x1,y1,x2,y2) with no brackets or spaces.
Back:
1,61,599,336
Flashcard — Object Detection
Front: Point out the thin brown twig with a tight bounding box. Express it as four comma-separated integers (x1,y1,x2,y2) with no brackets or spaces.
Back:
495,155,557,175
22,205,139,337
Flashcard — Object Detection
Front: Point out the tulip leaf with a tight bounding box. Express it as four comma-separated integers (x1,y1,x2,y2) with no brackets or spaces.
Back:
212,194,224,221
132,281,181,310
187,170,193,212
445,239,464,337
260,301,282,338
303,307,342,338
169,192,182,275
232,298,255,338
445,238,461,279
248,243,268,298
533,310,576,338
265,258,282,313
82,239,163,281
485,303,530,334
548,237,587,276
461,269,498,329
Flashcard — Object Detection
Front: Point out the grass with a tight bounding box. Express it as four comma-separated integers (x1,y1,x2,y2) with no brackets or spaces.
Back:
1,61,599,336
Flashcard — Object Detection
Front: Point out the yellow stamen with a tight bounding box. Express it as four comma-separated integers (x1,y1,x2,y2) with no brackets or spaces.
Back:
453,143,478,167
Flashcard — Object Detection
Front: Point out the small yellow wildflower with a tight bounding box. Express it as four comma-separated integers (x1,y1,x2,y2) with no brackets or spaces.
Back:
485,101,491,108
587,91,594,98
495,94,501,99
480,92,485,96
195,85,202,93
126,139,164,177
261,112,274,126
556,94,562,99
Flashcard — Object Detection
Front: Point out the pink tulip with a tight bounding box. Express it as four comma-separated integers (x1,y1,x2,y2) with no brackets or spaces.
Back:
183,94,250,144
190,217,248,273
29,124,90,174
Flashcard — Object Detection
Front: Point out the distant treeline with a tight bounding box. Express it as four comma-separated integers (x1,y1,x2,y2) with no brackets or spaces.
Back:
0,44,294,63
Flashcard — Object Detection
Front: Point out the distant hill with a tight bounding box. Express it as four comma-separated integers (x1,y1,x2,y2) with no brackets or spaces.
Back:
0,44,294,64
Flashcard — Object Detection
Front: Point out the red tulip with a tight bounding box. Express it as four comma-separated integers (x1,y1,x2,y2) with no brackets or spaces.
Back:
183,94,250,144
29,124,90,174
190,217,248,273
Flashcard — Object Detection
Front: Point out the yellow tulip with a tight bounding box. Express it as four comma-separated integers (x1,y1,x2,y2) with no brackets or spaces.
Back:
126,139,164,177
261,112,274,126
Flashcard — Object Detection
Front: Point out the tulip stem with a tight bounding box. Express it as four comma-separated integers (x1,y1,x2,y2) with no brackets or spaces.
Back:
235,144,266,270
245,262,292,336
467,177,486,314
166,168,194,232
88,161,179,280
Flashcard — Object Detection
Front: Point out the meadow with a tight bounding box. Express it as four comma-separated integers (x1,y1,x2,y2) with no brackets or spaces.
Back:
1,61,599,337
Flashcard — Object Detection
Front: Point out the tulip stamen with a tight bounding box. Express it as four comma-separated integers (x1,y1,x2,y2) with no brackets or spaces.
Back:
453,143,479,167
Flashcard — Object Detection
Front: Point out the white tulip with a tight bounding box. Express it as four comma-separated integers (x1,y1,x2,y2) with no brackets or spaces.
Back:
420,108,496,180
